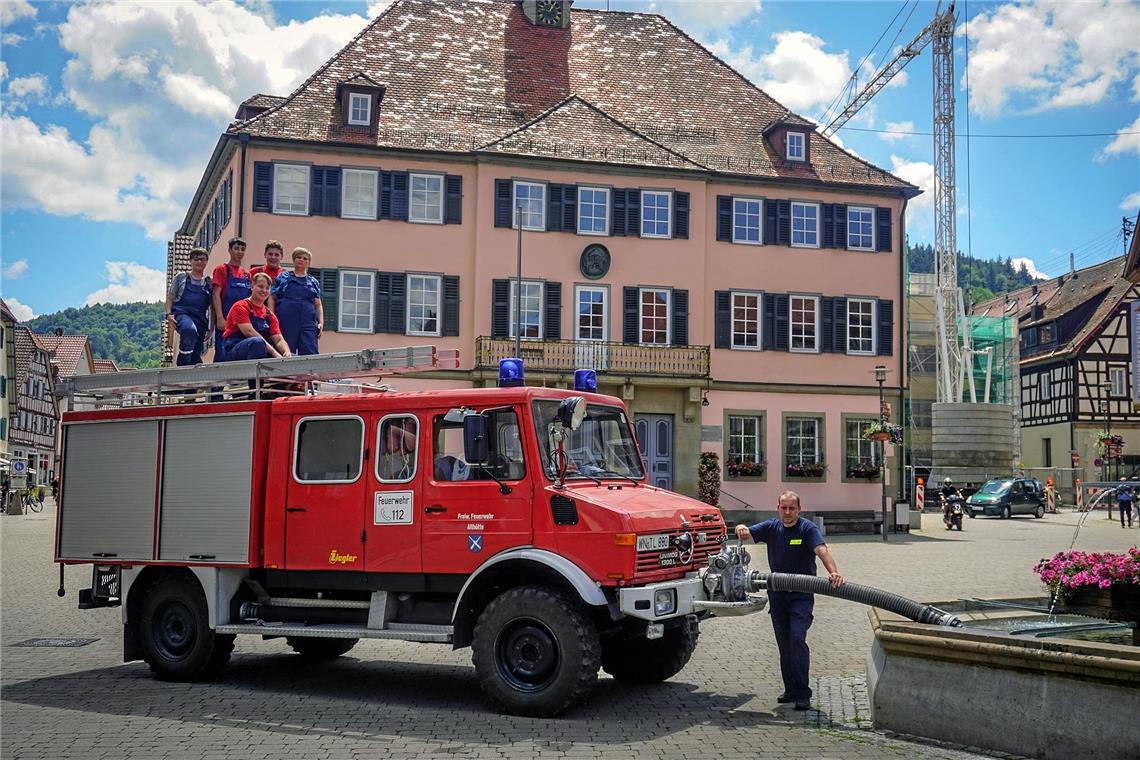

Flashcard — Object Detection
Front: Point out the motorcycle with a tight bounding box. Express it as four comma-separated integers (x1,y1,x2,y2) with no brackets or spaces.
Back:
942,493,964,531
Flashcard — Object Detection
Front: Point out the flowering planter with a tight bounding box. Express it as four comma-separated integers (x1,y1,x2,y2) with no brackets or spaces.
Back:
847,469,881,480
869,431,891,442
786,465,825,478
1052,584,1140,623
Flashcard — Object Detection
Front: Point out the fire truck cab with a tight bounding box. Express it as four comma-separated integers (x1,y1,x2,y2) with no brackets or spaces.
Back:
55,348,764,716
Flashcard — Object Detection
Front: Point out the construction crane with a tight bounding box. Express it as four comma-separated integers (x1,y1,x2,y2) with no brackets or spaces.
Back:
824,2,963,404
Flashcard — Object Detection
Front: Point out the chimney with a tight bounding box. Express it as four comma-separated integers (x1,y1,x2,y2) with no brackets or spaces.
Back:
54,327,63,336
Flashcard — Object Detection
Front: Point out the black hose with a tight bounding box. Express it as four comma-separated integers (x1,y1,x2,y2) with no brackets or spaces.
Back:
754,572,961,627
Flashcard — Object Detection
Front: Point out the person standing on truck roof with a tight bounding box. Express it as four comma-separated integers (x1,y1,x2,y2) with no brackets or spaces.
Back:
211,236,252,362
734,491,844,712
268,247,323,356
221,272,292,361
165,247,213,366
249,240,285,288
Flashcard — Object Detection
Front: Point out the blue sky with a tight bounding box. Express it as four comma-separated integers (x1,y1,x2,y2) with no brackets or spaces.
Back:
1,0,1137,321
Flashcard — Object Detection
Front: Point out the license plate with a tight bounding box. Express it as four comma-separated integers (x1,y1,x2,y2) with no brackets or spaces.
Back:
657,551,680,567
637,534,670,551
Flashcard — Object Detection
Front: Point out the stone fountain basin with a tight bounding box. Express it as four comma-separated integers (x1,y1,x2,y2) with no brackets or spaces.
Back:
867,598,1140,760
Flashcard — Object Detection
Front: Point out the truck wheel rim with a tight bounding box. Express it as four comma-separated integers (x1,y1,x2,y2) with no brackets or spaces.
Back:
154,601,196,660
495,619,560,692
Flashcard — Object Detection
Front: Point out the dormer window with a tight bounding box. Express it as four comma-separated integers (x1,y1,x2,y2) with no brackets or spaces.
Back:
787,132,805,161
348,93,371,125
336,74,385,131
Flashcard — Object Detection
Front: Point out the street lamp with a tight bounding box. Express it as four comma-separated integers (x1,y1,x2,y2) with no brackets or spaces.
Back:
1101,380,1113,482
514,203,524,361
875,365,890,542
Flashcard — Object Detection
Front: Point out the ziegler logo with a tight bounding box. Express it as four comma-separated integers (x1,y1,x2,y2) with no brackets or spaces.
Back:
328,549,358,565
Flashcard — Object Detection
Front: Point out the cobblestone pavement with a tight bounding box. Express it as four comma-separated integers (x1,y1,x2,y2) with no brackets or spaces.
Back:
3,502,1136,759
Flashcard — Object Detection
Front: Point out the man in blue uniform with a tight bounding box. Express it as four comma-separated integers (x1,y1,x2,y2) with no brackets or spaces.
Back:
735,491,844,711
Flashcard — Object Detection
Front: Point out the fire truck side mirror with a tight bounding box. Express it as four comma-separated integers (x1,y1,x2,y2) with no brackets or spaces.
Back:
463,415,489,466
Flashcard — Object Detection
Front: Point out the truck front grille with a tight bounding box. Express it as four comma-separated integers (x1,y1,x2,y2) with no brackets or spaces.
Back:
633,526,725,580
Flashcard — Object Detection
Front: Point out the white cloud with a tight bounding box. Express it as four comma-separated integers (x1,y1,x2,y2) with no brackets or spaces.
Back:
880,120,915,143
962,1,1140,116
0,0,36,25
1101,115,1140,159
4,258,29,279
652,1,761,37
890,155,936,235
160,70,236,120
367,1,395,19
0,62,7,82
1010,257,1049,280
3,33,25,46
85,261,167,305
4,298,37,322
3,73,49,111
1121,192,1140,212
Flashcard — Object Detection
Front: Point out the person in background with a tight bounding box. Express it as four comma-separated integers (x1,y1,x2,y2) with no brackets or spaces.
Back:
165,247,213,366
212,237,252,362
269,247,323,356
221,272,292,361
1118,478,1133,529
250,240,285,288
378,417,418,480
735,491,843,712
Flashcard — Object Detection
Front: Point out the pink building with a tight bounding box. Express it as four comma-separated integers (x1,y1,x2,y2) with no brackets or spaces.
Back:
173,0,919,509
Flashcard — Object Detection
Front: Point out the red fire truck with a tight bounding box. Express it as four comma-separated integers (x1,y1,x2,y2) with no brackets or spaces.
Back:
55,347,763,716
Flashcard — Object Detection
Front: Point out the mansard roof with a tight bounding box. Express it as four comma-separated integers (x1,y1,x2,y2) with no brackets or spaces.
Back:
233,0,916,193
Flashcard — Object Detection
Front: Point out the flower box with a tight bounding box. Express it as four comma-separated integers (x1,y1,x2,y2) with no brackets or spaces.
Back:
786,462,825,478
727,461,765,478
846,464,881,479
862,422,903,445
1035,549,1140,623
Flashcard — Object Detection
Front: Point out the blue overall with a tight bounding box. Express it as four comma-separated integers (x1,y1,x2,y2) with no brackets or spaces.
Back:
213,265,251,362
222,301,274,362
745,517,826,702
271,272,321,355
171,276,211,366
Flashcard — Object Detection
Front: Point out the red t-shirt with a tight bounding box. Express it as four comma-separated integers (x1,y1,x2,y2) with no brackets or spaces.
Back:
223,299,282,339
212,263,249,289
250,264,283,281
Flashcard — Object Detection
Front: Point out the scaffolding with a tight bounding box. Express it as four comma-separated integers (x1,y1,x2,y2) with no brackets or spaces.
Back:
957,314,1017,405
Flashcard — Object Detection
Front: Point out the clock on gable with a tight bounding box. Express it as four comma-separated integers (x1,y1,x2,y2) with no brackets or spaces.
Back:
522,0,571,29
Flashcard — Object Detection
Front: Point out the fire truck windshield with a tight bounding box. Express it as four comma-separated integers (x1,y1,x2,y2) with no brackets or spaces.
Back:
532,400,645,481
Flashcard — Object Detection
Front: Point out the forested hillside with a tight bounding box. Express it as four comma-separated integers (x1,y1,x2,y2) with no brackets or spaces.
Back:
26,302,163,369
908,244,1043,304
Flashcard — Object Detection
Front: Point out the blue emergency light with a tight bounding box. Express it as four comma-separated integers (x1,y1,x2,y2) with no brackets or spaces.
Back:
573,369,597,392
499,358,525,387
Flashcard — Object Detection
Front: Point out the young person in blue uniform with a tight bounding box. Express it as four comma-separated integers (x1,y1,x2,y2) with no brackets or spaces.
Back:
268,247,323,355
211,236,252,362
250,239,285,284
735,491,844,711
221,272,292,361
165,247,212,366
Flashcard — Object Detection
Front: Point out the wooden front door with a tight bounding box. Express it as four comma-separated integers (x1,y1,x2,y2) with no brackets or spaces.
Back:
635,413,673,490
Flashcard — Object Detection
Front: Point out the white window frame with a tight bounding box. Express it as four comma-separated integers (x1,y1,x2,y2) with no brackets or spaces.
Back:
512,181,546,231
576,186,610,236
640,190,672,239
846,297,876,356
575,285,608,342
509,279,544,340
272,163,310,216
406,273,442,337
790,294,820,353
731,290,762,351
348,93,371,126
409,172,444,224
338,269,375,334
727,414,763,466
639,287,671,346
732,197,762,245
786,417,820,465
845,417,879,467
1110,366,1127,398
1039,372,1052,401
791,202,820,248
787,132,805,161
847,206,876,251
341,168,378,220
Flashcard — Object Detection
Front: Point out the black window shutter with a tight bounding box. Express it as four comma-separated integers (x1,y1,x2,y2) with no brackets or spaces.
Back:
623,286,639,344
444,175,462,224
443,275,460,336
547,184,563,232
832,297,847,353
374,272,392,333
821,205,835,248
323,167,341,217
309,167,324,215
380,171,393,219
716,196,732,242
777,200,791,245
877,299,894,355
820,296,834,352
611,189,627,236
543,281,561,340
774,294,790,351
388,273,407,333
314,267,339,332
253,162,273,212
876,207,892,252
626,189,641,236
763,199,778,244
672,289,689,346
673,191,690,239
714,290,731,348
491,279,510,338
391,171,409,221
834,204,848,248
762,292,777,350
562,185,577,231
494,179,512,228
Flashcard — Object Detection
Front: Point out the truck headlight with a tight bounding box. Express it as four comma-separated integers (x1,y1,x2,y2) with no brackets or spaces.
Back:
654,588,676,616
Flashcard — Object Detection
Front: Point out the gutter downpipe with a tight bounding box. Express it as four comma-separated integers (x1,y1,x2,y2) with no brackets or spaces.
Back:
899,197,909,505
237,134,250,237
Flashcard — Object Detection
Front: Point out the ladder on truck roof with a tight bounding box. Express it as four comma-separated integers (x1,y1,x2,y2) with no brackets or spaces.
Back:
56,346,459,411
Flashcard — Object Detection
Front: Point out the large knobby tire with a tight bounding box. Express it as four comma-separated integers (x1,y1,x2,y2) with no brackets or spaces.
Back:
471,586,600,717
286,636,358,661
138,576,234,681
601,624,698,683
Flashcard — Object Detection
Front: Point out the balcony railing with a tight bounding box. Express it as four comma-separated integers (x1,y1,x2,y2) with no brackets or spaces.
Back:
475,337,709,379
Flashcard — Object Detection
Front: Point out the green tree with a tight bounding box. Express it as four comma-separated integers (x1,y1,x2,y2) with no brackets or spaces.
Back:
26,302,163,368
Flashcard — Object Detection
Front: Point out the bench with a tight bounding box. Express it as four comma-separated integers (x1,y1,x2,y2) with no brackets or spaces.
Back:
817,509,882,535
